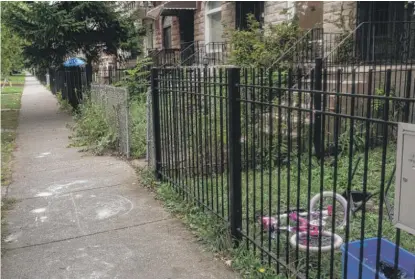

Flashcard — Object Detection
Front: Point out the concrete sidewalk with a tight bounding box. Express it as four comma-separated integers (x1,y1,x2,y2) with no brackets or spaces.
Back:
1,75,238,279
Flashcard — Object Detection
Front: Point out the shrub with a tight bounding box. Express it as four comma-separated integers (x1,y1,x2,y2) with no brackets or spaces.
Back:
227,14,301,69
130,96,147,158
117,56,152,97
56,91,72,113
70,97,117,155
114,56,152,158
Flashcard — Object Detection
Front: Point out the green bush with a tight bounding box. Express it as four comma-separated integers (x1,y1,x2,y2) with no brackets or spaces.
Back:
56,91,72,113
227,14,301,68
116,56,152,97
113,56,151,158
70,98,117,155
130,96,147,158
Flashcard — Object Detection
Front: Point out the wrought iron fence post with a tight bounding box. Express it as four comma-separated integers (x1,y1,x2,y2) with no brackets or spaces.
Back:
313,58,323,159
151,68,162,180
404,70,412,122
227,67,242,243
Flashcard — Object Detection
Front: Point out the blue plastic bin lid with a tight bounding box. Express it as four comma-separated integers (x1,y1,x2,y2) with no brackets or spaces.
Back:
341,237,415,278
63,57,86,67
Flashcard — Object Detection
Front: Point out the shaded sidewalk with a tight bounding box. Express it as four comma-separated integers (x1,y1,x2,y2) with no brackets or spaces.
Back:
1,75,238,279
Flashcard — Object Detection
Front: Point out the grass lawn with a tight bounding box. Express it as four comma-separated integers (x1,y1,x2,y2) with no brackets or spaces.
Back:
1,132,17,185
130,98,147,158
1,86,24,94
8,74,25,84
1,111,20,185
1,110,20,130
1,75,23,186
1,94,21,110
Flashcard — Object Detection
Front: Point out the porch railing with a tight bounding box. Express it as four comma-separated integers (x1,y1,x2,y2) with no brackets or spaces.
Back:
180,41,229,66
324,21,415,67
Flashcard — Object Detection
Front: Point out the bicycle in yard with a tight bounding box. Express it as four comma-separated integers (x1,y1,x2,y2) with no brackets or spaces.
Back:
256,157,396,253
257,191,348,252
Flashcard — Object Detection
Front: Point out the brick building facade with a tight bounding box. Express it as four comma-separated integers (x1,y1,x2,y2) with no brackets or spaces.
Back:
145,1,328,53
142,1,413,67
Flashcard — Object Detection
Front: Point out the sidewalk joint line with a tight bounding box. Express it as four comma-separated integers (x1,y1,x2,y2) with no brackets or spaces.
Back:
4,217,172,252
11,182,127,201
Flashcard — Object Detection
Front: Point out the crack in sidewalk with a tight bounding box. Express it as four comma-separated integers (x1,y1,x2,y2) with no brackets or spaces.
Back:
3,217,172,252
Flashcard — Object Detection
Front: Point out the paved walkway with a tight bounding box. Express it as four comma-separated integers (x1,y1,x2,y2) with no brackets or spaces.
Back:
1,75,238,279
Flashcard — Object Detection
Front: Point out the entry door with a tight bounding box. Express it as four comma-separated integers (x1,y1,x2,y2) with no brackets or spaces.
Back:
179,11,195,65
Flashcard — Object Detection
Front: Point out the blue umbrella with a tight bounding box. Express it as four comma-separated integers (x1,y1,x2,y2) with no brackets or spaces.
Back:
63,57,86,67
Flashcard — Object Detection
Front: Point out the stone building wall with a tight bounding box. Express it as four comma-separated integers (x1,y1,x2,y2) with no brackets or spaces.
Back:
323,1,357,33
154,15,180,49
221,1,236,30
150,1,359,50
194,2,205,44
171,16,181,49
264,1,294,25
155,17,162,49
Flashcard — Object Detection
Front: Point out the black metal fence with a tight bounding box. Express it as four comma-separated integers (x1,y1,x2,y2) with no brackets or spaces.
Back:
92,68,129,85
147,48,182,67
151,61,415,278
35,68,48,85
49,67,88,108
147,42,230,68
91,67,151,93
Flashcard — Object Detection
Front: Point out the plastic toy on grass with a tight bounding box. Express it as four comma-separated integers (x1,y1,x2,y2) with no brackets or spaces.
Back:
257,191,348,252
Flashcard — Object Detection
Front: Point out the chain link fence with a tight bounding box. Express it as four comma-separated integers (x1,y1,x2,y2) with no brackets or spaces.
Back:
91,84,130,157
90,83,154,164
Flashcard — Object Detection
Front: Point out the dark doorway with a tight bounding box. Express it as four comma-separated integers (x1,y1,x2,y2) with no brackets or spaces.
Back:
179,10,195,65
236,1,264,30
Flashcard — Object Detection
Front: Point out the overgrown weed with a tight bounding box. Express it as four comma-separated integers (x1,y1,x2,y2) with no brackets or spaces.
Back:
69,97,117,155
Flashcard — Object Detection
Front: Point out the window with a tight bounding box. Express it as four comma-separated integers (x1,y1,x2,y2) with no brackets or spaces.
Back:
162,16,172,49
236,1,264,30
146,23,154,50
205,1,224,45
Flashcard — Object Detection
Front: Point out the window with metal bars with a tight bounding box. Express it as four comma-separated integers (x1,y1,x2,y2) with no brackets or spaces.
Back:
235,1,264,30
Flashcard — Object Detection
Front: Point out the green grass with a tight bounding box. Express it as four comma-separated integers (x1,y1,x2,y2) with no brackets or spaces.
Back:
1,86,24,94
158,144,414,279
8,74,25,84
70,98,117,155
1,93,22,109
1,110,20,130
1,132,17,186
0,73,24,249
56,91,72,113
1,82,23,185
71,94,148,158
130,97,147,158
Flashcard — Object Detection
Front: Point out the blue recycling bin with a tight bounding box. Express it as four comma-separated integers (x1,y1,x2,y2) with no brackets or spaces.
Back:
341,238,415,279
